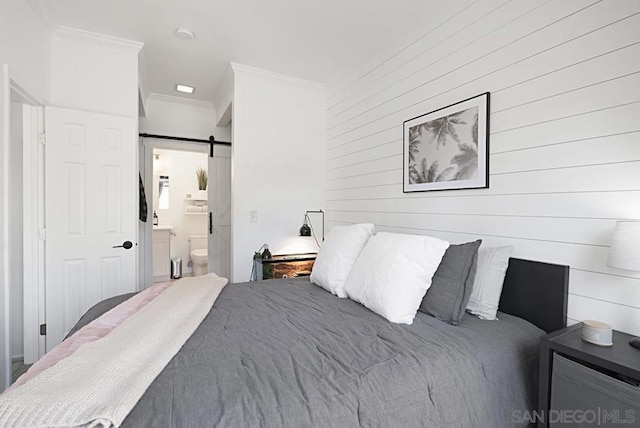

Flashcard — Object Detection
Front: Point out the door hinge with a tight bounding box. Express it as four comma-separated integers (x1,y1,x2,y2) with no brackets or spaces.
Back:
39,229,46,241
39,132,46,145
39,324,47,336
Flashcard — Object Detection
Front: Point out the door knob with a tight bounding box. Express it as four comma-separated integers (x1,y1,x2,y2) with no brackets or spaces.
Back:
113,240,133,249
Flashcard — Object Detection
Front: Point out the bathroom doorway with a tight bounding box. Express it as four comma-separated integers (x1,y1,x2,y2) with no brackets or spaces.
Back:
151,147,209,282
140,137,231,288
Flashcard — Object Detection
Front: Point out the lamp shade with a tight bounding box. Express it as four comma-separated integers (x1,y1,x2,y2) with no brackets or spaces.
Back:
607,221,640,271
299,223,311,237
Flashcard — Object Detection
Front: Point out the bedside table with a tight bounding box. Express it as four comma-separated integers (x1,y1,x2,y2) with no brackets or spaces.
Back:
253,253,316,280
538,324,640,427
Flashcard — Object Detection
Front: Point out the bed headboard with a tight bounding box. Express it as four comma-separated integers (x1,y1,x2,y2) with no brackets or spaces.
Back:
498,258,569,333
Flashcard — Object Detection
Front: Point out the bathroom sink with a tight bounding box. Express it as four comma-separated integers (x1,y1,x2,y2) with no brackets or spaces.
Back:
153,225,173,231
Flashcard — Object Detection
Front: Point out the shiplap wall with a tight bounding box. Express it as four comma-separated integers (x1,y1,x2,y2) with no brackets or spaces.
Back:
325,0,640,335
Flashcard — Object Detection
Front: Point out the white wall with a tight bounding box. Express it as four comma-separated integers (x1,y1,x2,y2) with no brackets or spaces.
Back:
153,148,209,276
9,102,23,359
0,1,51,102
325,0,640,335
232,65,326,282
213,66,234,127
140,94,231,141
49,28,141,118
138,48,150,117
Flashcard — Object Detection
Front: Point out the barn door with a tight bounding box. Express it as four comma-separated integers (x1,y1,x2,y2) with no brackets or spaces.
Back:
44,107,137,351
208,145,231,279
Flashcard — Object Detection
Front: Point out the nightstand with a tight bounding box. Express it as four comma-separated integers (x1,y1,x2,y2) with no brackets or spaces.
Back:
253,253,316,280
538,324,640,427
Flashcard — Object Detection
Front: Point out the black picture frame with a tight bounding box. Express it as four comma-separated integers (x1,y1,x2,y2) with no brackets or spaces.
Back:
403,92,490,193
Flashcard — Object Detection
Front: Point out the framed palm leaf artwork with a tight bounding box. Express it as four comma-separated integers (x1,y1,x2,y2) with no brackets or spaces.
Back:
403,92,489,192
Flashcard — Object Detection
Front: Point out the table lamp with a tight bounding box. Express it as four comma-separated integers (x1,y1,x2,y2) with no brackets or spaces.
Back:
606,220,640,349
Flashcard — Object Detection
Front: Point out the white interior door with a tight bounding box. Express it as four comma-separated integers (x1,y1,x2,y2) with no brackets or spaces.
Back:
45,107,137,351
208,145,231,279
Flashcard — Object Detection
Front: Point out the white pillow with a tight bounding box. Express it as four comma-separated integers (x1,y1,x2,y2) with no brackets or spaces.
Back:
466,246,513,320
310,223,375,298
344,232,449,325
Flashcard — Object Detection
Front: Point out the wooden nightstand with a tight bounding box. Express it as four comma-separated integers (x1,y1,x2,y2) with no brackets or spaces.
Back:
253,253,316,280
538,324,640,427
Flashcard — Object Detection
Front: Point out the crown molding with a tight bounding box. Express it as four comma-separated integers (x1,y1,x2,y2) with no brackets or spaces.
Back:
146,93,215,109
230,63,324,91
54,26,144,52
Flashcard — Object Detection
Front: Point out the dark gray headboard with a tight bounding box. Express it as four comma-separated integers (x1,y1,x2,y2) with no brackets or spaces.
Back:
498,258,569,333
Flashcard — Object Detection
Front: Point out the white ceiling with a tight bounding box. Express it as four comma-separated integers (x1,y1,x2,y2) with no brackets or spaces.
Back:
32,0,469,103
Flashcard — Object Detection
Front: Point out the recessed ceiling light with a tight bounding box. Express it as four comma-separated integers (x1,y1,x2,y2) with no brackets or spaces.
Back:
176,84,195,94
175,28,195,40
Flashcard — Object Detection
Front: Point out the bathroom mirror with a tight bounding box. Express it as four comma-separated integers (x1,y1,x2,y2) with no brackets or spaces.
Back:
154,175,170,210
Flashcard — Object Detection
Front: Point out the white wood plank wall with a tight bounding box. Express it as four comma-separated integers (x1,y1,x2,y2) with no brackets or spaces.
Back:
325,0,640,335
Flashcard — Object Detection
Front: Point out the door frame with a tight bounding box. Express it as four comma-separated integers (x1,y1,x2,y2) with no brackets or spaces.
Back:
1,64,10,390
139,138,208,289
1,67,47,387
21,103,45,364
11,80,46,364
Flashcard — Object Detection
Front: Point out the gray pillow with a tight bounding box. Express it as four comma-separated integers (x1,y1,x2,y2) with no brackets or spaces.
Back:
419,239,481,325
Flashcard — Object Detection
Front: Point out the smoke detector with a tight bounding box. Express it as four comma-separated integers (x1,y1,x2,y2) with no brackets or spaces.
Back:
175,28,195,40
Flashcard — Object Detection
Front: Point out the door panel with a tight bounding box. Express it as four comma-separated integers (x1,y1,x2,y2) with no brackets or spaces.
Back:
45,107,137,351
208,146,231,279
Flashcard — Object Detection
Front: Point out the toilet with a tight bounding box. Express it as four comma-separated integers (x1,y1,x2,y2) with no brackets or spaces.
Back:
189,235,208,276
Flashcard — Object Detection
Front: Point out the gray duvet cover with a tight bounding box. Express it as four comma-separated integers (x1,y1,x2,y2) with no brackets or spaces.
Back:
78,277,543,427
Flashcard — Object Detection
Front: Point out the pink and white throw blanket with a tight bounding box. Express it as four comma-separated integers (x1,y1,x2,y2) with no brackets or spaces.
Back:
7,280,174,393
0,273,228,427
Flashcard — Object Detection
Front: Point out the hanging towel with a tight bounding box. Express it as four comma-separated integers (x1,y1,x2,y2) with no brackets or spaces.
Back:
139,173,148,222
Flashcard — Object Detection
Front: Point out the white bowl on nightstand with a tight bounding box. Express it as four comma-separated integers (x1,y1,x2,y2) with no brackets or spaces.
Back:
581,320,613,347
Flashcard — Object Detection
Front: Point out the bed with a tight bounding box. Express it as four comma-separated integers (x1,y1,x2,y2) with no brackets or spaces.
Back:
25,256,567,428
5,249,568,427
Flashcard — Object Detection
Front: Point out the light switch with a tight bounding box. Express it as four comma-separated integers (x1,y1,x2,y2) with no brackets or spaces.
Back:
249,210,258,223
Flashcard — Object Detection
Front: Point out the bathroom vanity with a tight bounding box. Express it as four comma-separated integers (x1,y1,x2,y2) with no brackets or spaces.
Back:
153,226,173,282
